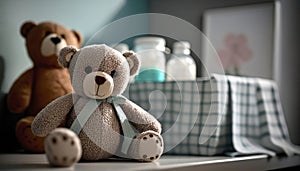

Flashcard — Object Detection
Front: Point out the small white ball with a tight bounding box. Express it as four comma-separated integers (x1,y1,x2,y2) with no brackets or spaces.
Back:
45,128,82,167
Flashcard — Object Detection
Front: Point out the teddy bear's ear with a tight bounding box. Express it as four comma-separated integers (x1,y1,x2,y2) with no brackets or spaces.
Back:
20,21,36,38
123,51,140,76
72,30,83,46
58,46,78,68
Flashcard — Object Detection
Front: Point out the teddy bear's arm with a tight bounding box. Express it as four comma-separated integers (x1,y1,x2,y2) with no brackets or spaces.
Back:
120,99,162,134
32,93,79,137
7,69,33,113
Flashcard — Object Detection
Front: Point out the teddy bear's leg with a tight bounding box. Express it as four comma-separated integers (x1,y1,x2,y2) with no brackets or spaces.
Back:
15,116,45,153
127,130,164,162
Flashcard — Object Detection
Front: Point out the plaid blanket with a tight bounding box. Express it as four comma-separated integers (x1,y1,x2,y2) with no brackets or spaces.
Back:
228,75,300,156
124,74,300,156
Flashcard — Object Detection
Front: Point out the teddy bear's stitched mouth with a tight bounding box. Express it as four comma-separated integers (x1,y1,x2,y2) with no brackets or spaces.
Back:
85,89,107,99
97,94,106,98
96,91,106,98
95,84,106,98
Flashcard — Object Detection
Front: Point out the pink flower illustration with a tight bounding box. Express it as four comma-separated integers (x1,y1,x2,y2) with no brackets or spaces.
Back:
217,33,253,74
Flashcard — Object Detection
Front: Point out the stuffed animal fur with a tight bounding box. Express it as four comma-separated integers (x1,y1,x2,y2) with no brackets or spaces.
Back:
32,44,163,162
6,21,83,153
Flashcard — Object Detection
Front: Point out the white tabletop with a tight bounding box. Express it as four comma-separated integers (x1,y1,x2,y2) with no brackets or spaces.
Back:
0,154,299,171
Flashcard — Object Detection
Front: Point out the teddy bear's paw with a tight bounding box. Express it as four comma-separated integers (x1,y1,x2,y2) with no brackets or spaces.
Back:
45,128,82,167
15,116,45,153
129,131,164,162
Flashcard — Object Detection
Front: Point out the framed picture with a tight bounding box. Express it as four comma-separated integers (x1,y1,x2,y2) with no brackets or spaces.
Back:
202,2,281,80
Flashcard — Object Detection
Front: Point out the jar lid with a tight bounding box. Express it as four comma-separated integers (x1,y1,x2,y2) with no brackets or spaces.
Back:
173,41,190,50
173,41,191,55
111,43,129,53
134,37,166,47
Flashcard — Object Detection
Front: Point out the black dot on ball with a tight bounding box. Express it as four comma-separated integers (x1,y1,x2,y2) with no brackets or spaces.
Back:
63,156,67,162
52,138,57,144
62,135,68,141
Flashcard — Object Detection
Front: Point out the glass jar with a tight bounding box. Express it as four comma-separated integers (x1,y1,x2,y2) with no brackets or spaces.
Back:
133,37,167,82
166,41,196,81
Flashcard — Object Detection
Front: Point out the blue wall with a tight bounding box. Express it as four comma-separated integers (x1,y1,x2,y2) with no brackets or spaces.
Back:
0,0,148,92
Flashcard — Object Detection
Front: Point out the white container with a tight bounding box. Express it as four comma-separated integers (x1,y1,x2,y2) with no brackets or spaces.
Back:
133,37,167,82
166,41,196,81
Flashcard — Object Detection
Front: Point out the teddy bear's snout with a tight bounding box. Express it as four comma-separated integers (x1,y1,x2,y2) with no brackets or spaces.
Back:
83,71,114,99
95,75,106,85
41,33,67,56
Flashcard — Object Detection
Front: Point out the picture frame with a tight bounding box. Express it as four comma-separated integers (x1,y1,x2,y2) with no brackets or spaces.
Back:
202,2,281,81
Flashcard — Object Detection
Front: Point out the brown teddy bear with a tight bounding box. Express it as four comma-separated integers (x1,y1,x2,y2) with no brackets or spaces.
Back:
32,44,164,164
6,21,83,153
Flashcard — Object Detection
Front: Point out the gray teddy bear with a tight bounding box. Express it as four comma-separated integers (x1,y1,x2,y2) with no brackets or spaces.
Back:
32,44,164,165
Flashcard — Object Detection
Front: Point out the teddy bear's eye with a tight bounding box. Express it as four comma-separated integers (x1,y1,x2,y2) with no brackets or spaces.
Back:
85,66,93,74
110,70,116,78
45,31,52,36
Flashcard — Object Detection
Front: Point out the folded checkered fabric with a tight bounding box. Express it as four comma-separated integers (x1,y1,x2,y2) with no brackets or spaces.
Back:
226,75,300,156
124,74,300,156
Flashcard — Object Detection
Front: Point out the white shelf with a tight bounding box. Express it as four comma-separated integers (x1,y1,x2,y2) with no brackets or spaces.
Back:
0,154,299,171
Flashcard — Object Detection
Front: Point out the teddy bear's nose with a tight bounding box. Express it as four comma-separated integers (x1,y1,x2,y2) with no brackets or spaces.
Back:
51,37,61,45
95,75,106,85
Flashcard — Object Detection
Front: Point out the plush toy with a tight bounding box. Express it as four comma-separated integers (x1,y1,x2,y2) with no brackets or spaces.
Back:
6,21,83,153
32,44,164,164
